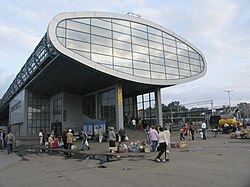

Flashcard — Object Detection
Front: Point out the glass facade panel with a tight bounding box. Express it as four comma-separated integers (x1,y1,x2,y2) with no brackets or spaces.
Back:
148,34,162,43
179,69,191,77
74,18,90,24
57,27,65,37
166,66,179,75
163,32,175,40
114,66,133,74
132,36,148,47
132,44,149,54
191,64,201,72
112,19,130,27
113,23,131,34
167,74,179,79
91,35,112,47
67,29,90,42
58,20,66,28
163,38,176,47
134,61,150,70
148,27,162,36
131,22,147,32
113,32,131,42
113,40,131,51
114,49,132,59
91,18,111,29
166,59,178,68
91,26,112,38
98,89,116,126
66,39,90,51
149,41,163,50
164,45,176,53
179,62,190,70
177,41,188,50
114,57,132,67
133,52,149,62
72,50,90,59
27,91,50,135
165,52,177,61
178,55,189,63
150,56,164,65
91,44,112,55
151,72,165,79
150,48,164,58
67,20,90,33
177,49,189,57
189,51,200,59
190,58,200,66
134,69,150,78
132,29,147,39
91,53,113,65
151,64,165,73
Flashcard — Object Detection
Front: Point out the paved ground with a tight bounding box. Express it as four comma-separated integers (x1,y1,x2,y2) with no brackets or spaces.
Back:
0,130,249,187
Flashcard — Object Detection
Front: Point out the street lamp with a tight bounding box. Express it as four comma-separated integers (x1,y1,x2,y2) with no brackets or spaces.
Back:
224,90,233,109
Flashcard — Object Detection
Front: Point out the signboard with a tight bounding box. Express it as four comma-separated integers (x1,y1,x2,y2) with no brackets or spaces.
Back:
118,87,123,105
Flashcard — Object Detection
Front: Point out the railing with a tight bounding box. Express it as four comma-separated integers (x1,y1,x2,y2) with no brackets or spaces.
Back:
0,33,58,110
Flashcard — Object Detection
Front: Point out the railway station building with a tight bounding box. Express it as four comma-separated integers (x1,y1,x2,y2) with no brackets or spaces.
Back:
0,11,206,138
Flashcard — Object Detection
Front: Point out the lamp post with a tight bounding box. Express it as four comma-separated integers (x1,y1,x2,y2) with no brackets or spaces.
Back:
224,90,233,109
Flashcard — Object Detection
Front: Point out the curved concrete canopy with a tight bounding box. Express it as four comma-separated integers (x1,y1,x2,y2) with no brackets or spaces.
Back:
48,11,206,86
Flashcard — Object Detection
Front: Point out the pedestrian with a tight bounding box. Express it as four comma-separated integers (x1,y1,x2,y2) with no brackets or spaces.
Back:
48,134,54,150
81,131,90,150
39,129,44,146
94,127,98,142
138,119,143,131
164,126,171,161
179,128,185,140
189,122,196,140
145,126,151,145
201,121,207,140
150,126,158,152
131,118,136,131
5,131,15,154
0,129,4,151
153,127,167,162
184,123,189,140
108,127,116,148
98,126,104,143
66,129,73,158
62,129,68,149
118,128,126,142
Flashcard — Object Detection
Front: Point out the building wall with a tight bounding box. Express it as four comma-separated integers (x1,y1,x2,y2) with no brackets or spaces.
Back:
62,92,82,132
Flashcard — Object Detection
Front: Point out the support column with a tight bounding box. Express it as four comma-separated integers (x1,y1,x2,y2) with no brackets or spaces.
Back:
115,85,124,130
155,88,163,127
132,95,137,119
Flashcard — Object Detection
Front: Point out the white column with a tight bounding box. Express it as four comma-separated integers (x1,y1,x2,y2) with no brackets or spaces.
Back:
155,88,163,127
115,85,124,130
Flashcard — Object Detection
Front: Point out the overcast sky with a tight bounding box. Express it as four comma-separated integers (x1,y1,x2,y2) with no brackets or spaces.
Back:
0,0,249,108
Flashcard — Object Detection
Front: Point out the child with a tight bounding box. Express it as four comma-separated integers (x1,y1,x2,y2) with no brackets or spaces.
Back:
179,128,185,140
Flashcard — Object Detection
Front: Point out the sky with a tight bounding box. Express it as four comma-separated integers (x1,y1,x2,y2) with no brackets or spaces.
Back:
0,0,250,108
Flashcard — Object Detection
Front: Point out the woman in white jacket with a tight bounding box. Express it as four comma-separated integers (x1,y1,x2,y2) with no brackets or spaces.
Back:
154,127,167,162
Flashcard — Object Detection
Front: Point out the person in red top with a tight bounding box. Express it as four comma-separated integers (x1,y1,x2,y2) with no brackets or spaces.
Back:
183,123,189,140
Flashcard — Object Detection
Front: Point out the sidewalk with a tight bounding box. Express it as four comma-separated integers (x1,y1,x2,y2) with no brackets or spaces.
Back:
0,150,22,170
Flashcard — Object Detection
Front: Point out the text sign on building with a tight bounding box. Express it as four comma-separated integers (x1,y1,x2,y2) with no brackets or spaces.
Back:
118,87,123,105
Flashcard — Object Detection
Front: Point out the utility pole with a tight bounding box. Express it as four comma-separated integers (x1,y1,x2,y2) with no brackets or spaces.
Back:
224,90,233,110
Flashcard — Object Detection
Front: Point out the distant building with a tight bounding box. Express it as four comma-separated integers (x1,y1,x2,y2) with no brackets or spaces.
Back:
0,11,206,138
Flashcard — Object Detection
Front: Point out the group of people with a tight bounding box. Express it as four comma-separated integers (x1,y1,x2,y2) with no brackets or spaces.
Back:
131,118,144,131
144,125,171,162
179,121,207,141
0,129,15,154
